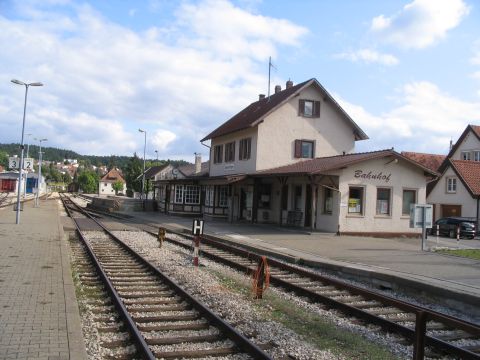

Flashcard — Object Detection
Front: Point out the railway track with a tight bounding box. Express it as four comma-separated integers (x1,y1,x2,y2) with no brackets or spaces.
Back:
61,194,271,359
66,195,480,360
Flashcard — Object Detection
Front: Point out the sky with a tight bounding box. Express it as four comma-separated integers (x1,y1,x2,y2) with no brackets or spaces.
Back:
1,0,479,163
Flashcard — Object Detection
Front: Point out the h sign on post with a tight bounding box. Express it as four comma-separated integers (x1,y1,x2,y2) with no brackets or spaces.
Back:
192,219,204,236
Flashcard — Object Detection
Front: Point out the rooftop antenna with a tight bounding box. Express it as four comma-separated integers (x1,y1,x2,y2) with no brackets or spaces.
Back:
267,56,277,101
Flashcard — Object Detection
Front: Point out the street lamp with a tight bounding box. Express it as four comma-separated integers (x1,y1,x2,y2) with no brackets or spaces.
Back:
155,150,159,166
34,138,47,207
11,79,43,224
138,129,146,200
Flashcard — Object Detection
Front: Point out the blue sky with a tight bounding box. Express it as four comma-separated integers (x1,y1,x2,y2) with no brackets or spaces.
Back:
1,0,479,162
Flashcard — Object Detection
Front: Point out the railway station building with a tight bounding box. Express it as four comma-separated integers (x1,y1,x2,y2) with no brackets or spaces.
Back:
153,78,437,236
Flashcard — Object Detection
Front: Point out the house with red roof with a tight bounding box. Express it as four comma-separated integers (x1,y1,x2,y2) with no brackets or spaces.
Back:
155,78,437,236
427,125,480,228
99,168,126,196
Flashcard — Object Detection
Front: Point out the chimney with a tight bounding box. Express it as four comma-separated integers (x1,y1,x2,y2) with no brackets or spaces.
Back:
259,94,266,100
449,139,453,151
194,153,201,174
286,79,293,89
275,85,281,94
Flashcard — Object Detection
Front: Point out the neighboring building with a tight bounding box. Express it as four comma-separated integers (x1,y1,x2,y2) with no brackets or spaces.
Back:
99,168,126,196
427,125,480,224
153,155,209,215
154,78,436,236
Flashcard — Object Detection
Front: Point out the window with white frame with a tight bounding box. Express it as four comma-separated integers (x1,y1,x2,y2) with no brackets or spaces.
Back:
447,177,457,193
205,186,214,206
184,185,200,204
376,188,391,215
461,151,471,160
217,186,228,207
213,145,223,164
474,151,480,162
174,185,184,204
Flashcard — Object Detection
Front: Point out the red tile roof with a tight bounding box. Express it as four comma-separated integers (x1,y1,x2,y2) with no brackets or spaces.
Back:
201,78,368,142
472,125,480,138
401,152,446,172
255,149,438,176
450,160,480,196
100,168,125,183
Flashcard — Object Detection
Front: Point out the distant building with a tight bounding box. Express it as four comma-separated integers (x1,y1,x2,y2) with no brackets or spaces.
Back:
99,168,126,195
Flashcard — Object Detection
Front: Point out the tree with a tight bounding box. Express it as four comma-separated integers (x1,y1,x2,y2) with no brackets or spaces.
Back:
77,171,99,193
112,180,124,195
0,150,8,168
124,153,143,196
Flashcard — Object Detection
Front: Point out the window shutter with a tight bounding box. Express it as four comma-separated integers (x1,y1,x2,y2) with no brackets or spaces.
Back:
294,140,302,158
239,140,244,160
299,99,305,116
314,101,320,117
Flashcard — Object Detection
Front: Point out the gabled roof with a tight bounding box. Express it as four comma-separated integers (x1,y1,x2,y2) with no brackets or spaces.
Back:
101,168,125,183
178,161,209,177
438,124,480,172
255,149,438,176
200,78,368,142
401,152,446,172
449,160,480,197
141,164,169,180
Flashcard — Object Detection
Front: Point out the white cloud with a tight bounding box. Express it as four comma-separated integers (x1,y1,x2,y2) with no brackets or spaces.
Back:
0,0,307,158
152,129,177,152
338,81,480,154
370,0,469,49
335,49,399,66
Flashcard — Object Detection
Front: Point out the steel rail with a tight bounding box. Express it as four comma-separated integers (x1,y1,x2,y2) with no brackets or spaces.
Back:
143,226,480,359
62,194,272,360
61,195,156,360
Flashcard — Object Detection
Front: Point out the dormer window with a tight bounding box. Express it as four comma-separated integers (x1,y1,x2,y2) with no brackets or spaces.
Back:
299,99,320,118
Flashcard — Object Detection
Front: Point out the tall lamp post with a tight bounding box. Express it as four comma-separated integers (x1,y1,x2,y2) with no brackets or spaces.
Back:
155,150,159,166
11,79,43,224
138,129,146,200
34,138,47,207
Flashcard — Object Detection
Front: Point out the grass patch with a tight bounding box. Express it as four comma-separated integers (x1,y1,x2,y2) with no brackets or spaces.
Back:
436,249,480,260
211,269,400,360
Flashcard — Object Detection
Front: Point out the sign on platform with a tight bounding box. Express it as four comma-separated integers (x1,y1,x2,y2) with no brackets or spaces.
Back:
8,157,19,169
409,204,433,229
8,157,33,170
23,158,33,170
192,219,204,235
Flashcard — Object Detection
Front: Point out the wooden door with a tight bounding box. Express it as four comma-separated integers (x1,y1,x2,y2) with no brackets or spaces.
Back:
441,204,461,217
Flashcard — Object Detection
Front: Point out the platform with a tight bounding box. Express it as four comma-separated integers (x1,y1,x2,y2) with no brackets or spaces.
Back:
0,197,86,360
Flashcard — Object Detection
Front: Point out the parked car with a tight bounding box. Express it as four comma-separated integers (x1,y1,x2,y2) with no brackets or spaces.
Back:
430,217,476,239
